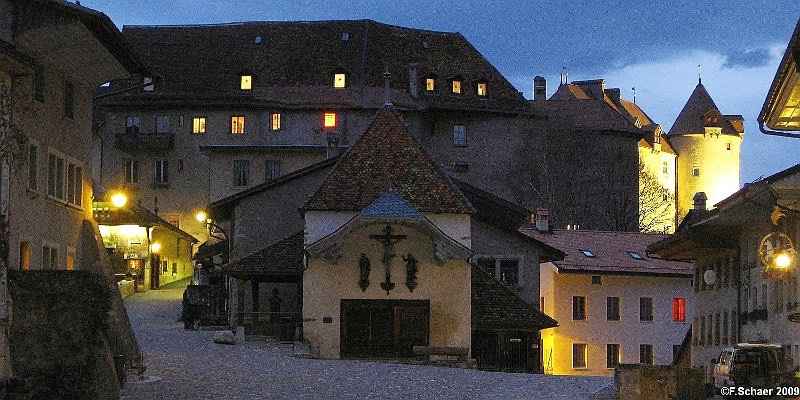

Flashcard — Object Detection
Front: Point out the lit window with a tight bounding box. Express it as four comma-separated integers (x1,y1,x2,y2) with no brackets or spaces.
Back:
192,117,206,134
233,160,250,187
241,75,252,90
573,296,586,320
581,250,596,258
606,344,620,368
573,343,588,369
452,80,462,94
231,115,245,134
639,344,654,364
477,82,487,96
323,112,337,128
628,251,644,260
334,73,346,88
426,78,435,91
673,298,686,322
66,248,75,271
640,297,653,321
271,113,282,131
692,166,700,176
453,125,467,147
19,242,30,270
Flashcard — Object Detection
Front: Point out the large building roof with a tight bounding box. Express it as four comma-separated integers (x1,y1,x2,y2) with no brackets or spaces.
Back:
108,20,529,113
471,264,558,330
668,82,743,136
532,80,650,136
521,229,692,277
221,231,303,280
302,108,474,214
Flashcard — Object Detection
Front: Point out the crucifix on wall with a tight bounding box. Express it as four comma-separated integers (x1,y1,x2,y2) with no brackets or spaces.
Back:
369,225,407,295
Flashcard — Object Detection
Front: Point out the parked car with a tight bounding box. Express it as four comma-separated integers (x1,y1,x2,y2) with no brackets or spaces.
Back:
712,343,789,393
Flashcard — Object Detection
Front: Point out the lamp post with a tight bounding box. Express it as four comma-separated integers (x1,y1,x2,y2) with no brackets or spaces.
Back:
760,206,797,279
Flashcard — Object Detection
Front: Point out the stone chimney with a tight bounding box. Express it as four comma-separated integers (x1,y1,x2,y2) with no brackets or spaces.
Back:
693,192,708,211
532,208,550,232
408,64,419,98
533,76,547,101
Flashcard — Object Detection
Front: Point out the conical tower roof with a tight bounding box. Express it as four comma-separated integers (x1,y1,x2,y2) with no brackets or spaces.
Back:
668,82,740,136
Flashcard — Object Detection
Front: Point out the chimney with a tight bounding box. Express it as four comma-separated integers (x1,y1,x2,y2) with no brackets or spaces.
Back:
605,88,620,105
532,208,550,232
693,192,708,211
533,76,547,101
408,64,419,98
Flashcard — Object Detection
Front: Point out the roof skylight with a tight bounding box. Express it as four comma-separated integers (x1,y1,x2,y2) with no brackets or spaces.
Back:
628,251,644,260
581,250,596,258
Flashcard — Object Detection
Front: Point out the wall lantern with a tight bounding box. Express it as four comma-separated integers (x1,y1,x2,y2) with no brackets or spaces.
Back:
111,192,128,208
759,206,797,279
150,242,162,254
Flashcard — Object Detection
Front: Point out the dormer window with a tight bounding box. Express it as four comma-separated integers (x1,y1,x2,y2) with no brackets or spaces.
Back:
341,32,350,41
452,79,462,94
143,77,154,92
628,252,644,260
477,82,487,96
334,73,346,88
241,75,252,90
581,250,596,258
426,77,435,91
255,36,262,44
323,112,337,128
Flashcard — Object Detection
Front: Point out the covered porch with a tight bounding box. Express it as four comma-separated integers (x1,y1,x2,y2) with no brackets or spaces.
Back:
223,231,304,341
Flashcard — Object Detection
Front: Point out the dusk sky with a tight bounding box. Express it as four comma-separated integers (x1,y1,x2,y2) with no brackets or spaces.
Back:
84,0,800,185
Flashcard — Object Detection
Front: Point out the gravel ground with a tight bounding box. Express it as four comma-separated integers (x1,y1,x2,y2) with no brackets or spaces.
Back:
121,280,611,400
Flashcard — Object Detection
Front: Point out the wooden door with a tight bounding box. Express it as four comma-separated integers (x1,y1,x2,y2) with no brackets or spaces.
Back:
341,300,429,358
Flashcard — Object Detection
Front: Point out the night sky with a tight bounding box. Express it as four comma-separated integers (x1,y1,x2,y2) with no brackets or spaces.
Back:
84,0,800,185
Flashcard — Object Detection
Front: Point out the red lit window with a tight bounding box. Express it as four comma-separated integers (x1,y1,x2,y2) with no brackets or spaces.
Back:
672,298,686,322
323,112,337,128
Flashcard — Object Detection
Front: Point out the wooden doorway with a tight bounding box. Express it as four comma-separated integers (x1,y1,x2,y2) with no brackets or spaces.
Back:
472,330,538,373
340,299,429,359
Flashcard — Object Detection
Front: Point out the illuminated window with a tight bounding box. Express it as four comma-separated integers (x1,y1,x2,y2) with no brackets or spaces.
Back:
672,298,686,322
231,115,245,134
477,82,487,96
241,75,252,90
19,242,30,270
572,343,587,368
426,78,435,91
192,117,206,134
452,80,462,94
66,248,75,271
271,113,282,131
334,73,346,88
323,112,337,128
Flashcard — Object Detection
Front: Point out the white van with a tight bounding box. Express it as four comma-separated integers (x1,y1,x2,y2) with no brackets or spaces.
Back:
713,343,788,391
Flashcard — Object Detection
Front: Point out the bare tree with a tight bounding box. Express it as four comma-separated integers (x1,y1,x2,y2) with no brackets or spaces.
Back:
638,162,675,233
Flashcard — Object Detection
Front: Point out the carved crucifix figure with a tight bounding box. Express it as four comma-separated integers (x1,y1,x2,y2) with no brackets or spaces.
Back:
369,225,406,295
403,254,418,292
358,253,370,292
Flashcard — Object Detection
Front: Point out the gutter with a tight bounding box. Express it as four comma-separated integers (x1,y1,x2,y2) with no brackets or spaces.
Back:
759,120,800,139
93,75,162,100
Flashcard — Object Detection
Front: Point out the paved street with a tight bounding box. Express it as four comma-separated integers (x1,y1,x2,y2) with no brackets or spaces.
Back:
121,280,611,400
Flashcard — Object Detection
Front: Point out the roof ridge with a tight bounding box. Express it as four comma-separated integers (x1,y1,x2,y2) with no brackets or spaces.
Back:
121,19,459,36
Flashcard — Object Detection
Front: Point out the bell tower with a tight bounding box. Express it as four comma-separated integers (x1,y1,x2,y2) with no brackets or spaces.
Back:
666,81,744,221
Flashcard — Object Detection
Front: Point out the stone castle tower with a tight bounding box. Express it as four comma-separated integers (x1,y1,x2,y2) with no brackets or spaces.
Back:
666,81,744,220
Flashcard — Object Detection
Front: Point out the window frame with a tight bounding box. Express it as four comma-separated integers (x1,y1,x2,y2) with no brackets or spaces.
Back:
125,115,141,135
572,343,588,369
573,296,587,320
265,159,282,181
155,115,171,134
639,344,654,365
231,115,246,134
271,112,283,131
323,112,337,129
333,72,346,88
124,159,140,184
192,116,206,134
451,79,462,94
607,296,621,321
474,256,523,287
240,75,253,90
606,344,620,369
233,159,250,187
476,81,488,97
154,159,169,186
672,297,686,322
639,297,654,322
453,125,467,147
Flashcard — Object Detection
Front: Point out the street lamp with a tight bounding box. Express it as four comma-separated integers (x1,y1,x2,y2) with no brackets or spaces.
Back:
111,192,128,208
760,206,797,278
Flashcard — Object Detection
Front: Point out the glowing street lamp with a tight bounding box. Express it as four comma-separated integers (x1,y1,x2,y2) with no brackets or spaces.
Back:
111,192,128,208
150,242,162,254
760,207,797,278
195,211,208,223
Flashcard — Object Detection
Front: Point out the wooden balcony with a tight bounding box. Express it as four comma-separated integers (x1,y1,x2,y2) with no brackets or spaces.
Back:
115,131,175,151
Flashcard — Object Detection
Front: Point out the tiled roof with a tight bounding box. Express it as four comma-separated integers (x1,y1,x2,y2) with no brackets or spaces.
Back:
520,229,692,276
532,83,645,135
112,20,529,113
94,203,198,242
471,265,558,330
221,231,304,279
302,108,474,214
668,83,740,136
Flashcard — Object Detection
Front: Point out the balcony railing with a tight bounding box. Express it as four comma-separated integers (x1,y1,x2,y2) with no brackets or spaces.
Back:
115,131,175,151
